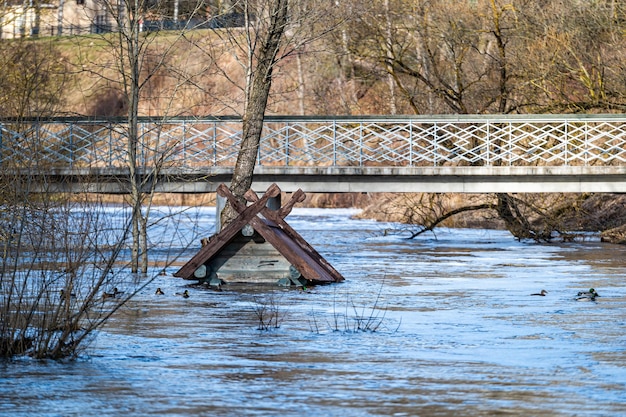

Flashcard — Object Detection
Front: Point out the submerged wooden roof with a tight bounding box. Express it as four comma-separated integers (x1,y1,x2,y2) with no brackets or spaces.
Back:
174,183,344,283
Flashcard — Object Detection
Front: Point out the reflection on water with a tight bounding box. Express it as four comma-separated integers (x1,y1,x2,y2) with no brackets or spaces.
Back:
2,208,626,416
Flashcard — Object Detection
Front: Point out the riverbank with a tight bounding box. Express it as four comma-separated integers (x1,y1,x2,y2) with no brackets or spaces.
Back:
79,191,626,244
355,192,626,244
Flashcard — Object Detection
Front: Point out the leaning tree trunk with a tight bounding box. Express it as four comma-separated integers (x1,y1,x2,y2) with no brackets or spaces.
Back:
495,193,552,241
221,0,289,227
226,72,273,215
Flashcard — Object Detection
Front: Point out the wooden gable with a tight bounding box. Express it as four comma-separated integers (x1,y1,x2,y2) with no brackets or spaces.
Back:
174,183,344,285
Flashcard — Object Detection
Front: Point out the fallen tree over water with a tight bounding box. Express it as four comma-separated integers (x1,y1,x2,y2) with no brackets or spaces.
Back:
357,193,626,244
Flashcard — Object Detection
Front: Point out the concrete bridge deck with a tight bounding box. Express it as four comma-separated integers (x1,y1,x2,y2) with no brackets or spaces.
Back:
34,165,626,193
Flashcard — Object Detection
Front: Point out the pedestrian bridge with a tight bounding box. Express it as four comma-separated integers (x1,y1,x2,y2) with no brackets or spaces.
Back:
2,114,626,193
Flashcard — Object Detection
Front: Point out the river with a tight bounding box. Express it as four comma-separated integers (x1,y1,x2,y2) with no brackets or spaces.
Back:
1,207,626,416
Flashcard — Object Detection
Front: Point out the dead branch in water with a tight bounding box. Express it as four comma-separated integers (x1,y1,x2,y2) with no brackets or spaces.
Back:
407,203,495,239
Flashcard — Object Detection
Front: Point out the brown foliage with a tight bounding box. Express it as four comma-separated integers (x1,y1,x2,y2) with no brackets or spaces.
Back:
86,88,128,117
0,40,66,118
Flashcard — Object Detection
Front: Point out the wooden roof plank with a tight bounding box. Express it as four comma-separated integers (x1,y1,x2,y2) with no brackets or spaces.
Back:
245,195,344,282
247,218,337,282
242,190,344,282
173,185,279,279
220,187,325,277
174,183,344,283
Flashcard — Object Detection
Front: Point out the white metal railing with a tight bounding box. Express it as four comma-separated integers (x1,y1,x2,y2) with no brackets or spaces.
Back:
1,115,626,170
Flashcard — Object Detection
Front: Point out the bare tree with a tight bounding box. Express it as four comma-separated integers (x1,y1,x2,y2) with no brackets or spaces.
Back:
520,1,626,112
0,38,133,359
207,0,336,226
0,40,205,356
222,0,289,226
344,0,626,240
74,0,211,272
0,39,66,118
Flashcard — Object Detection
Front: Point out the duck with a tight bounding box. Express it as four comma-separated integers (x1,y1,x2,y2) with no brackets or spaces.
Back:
155,287,165,295
175,290,190,299
576,288,599,301
102,290,117,300
113,287,124,296
531,290,548,296
577,288,599,297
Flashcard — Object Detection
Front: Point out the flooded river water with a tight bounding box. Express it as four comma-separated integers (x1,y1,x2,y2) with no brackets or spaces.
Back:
1,207,626,416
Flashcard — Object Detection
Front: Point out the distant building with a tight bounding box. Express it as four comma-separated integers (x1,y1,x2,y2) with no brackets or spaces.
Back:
0,0,244,39
0,0,120,39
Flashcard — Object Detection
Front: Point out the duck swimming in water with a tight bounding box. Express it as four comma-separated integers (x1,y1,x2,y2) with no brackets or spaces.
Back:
175,290,190,298
578,288,599,297
576,288,599,301
531,290,548,296
155,287,165,295
102,290,117,300
101,287,124,300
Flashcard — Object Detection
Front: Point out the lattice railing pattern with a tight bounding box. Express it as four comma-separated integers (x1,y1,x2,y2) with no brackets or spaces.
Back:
1,116,625,170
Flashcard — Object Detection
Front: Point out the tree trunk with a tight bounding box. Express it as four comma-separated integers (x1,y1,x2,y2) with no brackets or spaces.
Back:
296,50,306,115
383,0,397,114
221,0,289,227
495,193,552,241
140,213,148,273
126,0,142,273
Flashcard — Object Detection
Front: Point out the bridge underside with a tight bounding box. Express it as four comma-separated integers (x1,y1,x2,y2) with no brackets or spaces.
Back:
32,166,626,194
